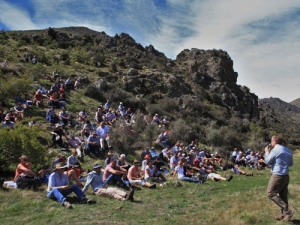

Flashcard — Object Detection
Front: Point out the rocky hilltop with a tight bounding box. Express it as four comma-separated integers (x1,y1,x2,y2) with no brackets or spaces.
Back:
1,27,300,150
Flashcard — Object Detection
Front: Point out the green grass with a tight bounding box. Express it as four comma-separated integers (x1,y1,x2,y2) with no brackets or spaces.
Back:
1,151,300,225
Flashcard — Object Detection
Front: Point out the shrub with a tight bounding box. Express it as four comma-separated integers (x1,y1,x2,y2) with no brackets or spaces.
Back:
0,124,49,171
84,83,104,101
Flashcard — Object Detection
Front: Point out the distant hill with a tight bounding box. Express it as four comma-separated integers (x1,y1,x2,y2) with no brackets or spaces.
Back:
289,98,300,109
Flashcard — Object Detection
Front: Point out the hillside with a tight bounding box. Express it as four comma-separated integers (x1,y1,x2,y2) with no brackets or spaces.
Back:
289,98,300,109
1,26,300,154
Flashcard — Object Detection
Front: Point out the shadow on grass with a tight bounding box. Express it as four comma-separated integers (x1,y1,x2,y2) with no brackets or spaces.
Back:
291,219,300,225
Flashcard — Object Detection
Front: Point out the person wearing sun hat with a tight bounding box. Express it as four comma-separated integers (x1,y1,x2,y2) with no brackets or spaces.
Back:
82,163,134,201
47,162,93,208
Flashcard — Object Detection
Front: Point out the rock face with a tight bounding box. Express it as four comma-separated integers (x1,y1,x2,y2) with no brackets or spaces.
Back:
175,49,259,118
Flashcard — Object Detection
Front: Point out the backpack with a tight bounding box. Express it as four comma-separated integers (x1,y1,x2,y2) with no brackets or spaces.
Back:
15,176,39,190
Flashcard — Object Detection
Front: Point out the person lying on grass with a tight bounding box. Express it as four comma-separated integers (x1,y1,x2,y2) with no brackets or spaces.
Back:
82,163,134,201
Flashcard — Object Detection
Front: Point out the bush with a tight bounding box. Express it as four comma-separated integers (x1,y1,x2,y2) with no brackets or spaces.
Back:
84,83,104,101
0,124,49,171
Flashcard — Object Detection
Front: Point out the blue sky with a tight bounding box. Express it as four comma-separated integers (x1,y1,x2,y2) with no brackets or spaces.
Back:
1,0,300,102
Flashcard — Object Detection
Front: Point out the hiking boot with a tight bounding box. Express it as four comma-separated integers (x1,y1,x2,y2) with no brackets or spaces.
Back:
226,175,233,181
62,201,73,209
283,210,294,221
149,184,156,189
80,197,93,204
126,189,134,201
272,214,283,220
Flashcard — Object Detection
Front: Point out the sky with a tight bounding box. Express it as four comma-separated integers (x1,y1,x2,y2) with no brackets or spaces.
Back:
0,0,300,102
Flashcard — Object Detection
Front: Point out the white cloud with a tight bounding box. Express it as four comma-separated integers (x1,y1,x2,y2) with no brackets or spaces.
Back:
0,1,38,30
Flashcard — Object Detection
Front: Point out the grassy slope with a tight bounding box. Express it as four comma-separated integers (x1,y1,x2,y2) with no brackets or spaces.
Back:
1,151,300,225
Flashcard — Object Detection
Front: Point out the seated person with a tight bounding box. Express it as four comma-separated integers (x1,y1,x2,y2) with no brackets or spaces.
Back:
141,155,150,174
117,154,130,171
246,151,259,169
160,146,172,163
149,147,159,160
46,106,58,125
14,102,25,120
170,152,180,170
1,59,9,67
140,147,152,160
86,132,100,157
172,160,202,183
96,122,111,150
2,115,14,129
127,160,156,188
82,163,134,201
47,163,92,209
51,123,67,148
15,92,27,109
14,155,36,181
213,152,223,166
118,102,126,118
67,149,81,169
105,110,116,126
235,151,247,167
31,55,37,64
33,91,44,106
78,109,88,123
48,93,60,108
103,157,131,190
104,100,110,111
59,108,71,127
152,158,167,182
95,108,105,123
104,152,114,167
80,120,94,140
203,151,214,165
162,116,170,127
231,148,238,163
145,160,165,183
68,133,83,158
233,164,253,176
14,155,40,189
65,77,74,90
126,108,133,118
74,79,82,89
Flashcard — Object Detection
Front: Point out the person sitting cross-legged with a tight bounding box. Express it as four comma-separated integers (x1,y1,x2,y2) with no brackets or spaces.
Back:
82,163,134,201
47,162,93,209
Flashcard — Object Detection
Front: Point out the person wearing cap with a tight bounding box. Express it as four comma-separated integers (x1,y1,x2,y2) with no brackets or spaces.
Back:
103,158,131,190
104,152,114,167
46,106,58,125
128,160,156,188
80,120,94,141
170,152,180,170
59,108,71,127
86,132,100,157
2,115,14,128
51,123,67,148
82,163,134,201
141,147,152,161
33,91,44,106
47,162,92,208
96,121,111,150
68,134,83,158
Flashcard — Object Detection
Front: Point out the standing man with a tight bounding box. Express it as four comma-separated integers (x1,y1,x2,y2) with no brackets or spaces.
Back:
96,121,111,150
264,135,293,221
